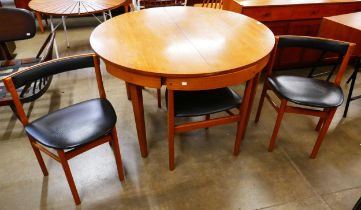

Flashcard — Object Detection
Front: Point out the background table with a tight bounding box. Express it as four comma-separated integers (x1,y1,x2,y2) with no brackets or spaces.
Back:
90,7,275,157
318,12,361,117
29,0,131,57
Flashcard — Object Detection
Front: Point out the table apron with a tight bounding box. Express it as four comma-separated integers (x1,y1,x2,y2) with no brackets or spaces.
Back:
105,54,270,90
166,55,270,90
105,62,162,88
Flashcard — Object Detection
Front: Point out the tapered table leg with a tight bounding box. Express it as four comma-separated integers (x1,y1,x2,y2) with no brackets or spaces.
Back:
128,83,148,157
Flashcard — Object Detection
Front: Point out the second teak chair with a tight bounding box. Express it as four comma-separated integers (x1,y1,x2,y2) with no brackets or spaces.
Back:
255,35,355,158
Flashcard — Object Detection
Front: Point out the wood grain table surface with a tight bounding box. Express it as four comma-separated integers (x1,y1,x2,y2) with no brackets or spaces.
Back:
90,7,275,157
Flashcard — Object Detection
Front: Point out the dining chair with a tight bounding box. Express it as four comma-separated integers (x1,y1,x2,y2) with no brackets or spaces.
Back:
3,54,125,205
197,0,223,9
166,73,258,170
0,8,55,112
343,57,361,117
255,35,355,158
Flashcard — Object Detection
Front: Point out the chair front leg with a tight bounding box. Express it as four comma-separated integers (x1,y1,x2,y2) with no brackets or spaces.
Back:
111,128,125,181
268,99,287,152
57,150,81,205
310,108,337,159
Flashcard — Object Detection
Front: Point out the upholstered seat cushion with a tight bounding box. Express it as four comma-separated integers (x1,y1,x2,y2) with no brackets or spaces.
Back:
25,98,116,149
173,87,242,117
268,75,344,108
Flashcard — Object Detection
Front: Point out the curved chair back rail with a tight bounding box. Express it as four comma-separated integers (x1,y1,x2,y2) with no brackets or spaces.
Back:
0,8,36,42
278,35,350,55
2,54,124,205
276,35,353,82
11,54,95,89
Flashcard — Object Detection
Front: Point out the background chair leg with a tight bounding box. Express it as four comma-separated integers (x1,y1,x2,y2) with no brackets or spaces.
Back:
57,150,81,205
157,88,161,108
30,142,49,176
255,84,268,123
310,108,336,159
343,58,360,118
268,99,287,152
111,128,125,181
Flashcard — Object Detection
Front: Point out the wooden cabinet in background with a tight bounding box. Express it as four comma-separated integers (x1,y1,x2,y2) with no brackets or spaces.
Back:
223,0,361,68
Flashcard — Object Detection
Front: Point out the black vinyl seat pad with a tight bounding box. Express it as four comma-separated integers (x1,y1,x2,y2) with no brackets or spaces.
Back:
0,59,40,99
25,98,117,149
267,75,344,108
173,87,242,117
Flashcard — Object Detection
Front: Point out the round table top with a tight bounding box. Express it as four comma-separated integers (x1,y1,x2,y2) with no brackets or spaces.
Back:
90,7,275,77
29,0,127,16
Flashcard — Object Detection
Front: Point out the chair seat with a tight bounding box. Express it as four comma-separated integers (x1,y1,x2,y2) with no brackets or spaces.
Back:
173,87,242,117
25,98,117,149
268,75,344,108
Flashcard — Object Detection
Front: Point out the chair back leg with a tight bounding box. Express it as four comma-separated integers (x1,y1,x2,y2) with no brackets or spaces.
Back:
310,108,337,158
255,81,269,123
57,150,81,205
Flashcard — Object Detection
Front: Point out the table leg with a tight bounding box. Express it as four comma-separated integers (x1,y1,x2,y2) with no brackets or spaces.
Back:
242,72,261,140
234,77,254,155
108,10,112,18
128,83,148,157
49,16,59,58
61,16,70,48
35,12,45,33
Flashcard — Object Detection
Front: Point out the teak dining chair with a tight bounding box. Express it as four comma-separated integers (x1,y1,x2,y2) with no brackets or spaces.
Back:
255,35,355,158
0,8,55,112
3,54,125,205
166,76,258,170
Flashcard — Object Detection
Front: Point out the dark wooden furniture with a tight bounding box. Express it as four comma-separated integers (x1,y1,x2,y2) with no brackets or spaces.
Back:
0,8,55,110
318,12,361,117
2,54,125,205
223,0,361,68
90,7,275,164
255,35,355,158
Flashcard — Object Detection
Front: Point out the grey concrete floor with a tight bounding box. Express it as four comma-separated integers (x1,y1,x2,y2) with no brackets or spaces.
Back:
1,16,361,210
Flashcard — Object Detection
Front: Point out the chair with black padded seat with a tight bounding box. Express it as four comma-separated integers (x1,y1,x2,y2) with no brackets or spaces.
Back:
255,35,355,158
3,54,125,205
0,7,55,111
167,77,257,170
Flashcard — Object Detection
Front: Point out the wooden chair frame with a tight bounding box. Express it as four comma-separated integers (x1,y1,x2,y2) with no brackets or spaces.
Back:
3,54,124,205
166,65,261,170
255,36,355,158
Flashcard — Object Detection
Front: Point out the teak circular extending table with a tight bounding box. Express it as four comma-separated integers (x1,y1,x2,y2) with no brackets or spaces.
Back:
29,0,131,57
90,7,275,157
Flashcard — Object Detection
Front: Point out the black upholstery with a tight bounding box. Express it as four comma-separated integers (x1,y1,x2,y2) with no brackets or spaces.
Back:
278,35,349,55
172,88,242,117
25,98,116,149
0,8,36,42
268,75,344,108
12,55,94,89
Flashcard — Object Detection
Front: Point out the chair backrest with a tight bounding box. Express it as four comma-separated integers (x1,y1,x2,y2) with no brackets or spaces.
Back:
201,0,222,9
142,0,185,8
0,8,36,42
3,54,106,126
267,35,355,85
